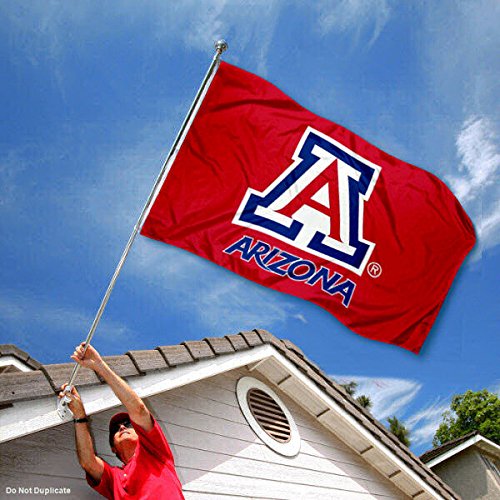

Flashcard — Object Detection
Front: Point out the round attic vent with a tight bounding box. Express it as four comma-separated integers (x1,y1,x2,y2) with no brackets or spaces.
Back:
237,377,300,456
247,388,291,443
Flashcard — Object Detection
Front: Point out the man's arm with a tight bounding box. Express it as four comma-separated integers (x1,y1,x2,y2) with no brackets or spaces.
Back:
58,384,105,482
72,343,153,431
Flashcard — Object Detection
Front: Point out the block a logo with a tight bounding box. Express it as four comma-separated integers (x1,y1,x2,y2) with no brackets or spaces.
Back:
233,127,381,276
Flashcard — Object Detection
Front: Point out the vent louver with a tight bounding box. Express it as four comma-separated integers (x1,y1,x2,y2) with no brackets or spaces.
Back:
247,388,291,443
237,376,300,456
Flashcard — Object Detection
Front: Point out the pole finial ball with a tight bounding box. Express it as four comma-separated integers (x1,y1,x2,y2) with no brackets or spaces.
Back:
215,40,228,54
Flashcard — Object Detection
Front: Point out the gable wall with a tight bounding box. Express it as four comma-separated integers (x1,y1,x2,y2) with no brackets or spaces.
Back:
0,367,408,499
432,448,500,500
147,367,408,499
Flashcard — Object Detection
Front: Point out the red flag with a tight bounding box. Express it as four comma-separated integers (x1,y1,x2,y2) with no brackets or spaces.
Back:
141,62,475,353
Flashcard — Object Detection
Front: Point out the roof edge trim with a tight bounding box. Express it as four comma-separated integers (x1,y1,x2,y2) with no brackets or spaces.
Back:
0,345,274,443
270,351,447,500
426,435,500,468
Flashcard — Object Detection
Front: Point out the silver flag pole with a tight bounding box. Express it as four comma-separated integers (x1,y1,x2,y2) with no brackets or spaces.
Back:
57,40,228,419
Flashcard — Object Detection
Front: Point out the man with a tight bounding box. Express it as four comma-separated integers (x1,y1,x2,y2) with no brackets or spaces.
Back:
59,342,184,499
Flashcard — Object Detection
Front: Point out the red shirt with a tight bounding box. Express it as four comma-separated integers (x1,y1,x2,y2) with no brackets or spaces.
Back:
87,417,184,499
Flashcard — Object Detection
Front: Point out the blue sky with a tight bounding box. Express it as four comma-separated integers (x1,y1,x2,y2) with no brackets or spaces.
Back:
0,1,498,456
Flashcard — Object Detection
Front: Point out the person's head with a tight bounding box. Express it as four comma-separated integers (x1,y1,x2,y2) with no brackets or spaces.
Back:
108,412,138,463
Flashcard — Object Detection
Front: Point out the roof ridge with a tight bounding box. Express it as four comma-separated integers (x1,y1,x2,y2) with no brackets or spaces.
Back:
420,430,481,463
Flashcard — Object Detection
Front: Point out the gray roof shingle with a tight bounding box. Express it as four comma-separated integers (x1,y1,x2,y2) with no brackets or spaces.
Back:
0,370,53,402
41,363,101,391
101,355,140,378
204,336,235,355
225,333,250,351
182,340,215,360
157,344,193,366
126,349,168,373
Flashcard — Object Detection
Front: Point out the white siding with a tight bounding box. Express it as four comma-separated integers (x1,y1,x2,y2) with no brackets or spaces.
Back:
158,369,408,499
0,367,408,499
0,424,101,498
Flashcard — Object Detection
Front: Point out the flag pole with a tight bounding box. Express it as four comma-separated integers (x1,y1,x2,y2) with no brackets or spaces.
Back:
57,40,228,419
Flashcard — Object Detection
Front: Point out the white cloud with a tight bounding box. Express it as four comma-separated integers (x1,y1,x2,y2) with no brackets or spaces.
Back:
0,1,283,77
331,375,455,448
406,399,450,446
489,381,500,397
0,290,132,342
130,240,302,334
154,0,282,75
292,313,308,324
196,276,295,333
447,116,500,256
475,199,500,254
449,117,499,203
423,1,499,110
315,0,392,46
406,382,500,447
0,150,28,208
332,375,421,421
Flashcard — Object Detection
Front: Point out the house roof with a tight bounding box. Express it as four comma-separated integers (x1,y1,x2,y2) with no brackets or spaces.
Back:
420,431,480,464
0,329,457,499
421,431,500,468
0,344,43,372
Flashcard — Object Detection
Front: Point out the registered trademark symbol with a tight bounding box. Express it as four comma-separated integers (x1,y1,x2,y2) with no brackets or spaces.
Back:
367,262,382,278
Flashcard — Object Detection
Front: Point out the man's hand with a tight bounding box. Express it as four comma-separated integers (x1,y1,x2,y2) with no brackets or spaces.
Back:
58,384,86,419
71,342,104,373
71,341,153,432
